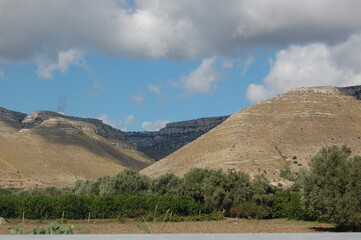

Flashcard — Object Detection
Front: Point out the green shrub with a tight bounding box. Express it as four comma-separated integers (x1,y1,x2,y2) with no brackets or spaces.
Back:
0,195,19,218
272,191,315,220
302,145,361,229
19,195,56,219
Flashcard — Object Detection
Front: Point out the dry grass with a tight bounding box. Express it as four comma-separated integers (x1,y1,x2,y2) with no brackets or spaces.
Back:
0,218,336,234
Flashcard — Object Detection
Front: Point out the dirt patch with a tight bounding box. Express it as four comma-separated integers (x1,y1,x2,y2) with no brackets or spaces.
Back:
0,218,335,234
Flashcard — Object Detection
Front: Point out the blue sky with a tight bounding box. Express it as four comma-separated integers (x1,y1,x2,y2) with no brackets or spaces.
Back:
1,1,361,131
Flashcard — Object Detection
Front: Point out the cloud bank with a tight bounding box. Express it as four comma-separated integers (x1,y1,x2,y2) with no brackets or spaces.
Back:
1,0,361,62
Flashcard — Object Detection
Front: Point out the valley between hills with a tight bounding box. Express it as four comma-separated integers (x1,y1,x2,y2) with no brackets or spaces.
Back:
1,85,361,189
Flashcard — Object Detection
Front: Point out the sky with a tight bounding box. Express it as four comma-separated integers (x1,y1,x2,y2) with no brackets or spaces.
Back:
1,0,361,131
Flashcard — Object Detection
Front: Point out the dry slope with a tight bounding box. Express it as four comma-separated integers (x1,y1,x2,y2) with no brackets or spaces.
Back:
0,109,152,188
141,87,361,185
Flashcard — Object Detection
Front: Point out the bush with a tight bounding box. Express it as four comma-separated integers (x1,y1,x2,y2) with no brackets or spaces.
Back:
302,145,361,229
0,195,19,218
19,195,56,219
272,191,315,220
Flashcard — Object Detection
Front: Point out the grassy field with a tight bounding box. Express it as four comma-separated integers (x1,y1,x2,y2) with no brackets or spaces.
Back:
0,218,336,234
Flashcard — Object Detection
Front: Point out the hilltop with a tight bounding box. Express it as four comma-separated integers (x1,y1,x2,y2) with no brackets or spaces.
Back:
141,86,361,187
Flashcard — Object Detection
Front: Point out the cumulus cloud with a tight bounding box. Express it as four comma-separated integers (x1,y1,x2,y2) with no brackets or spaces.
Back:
142,120,170,131
246,33,361,103
37,49,85,79
180,57,220,95
1,0,361,62
130,95,144,105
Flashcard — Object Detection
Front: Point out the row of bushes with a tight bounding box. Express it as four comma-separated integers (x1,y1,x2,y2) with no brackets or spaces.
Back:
0,194,201,220
72,168,276,213
0,191,315,221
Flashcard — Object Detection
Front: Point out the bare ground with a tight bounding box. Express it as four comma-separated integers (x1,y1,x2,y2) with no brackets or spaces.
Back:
0,218,336,234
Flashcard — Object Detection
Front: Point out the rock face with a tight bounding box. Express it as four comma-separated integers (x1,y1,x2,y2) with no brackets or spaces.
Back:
123,116,229,160
141,86,361,187
337,85,361,99
21,111,124,140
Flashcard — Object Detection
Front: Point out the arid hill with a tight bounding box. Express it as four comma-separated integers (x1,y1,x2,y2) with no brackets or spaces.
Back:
0,108,152,188
0,108,227,188
141,86,361,187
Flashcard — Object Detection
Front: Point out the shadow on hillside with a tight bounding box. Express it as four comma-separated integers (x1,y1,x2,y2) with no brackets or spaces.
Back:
8,124,151,170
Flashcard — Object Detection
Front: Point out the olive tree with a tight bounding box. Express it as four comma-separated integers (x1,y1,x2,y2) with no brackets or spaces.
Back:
302,145,361,229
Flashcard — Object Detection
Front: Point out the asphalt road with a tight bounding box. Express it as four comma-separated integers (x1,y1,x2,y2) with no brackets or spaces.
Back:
0,233,361,240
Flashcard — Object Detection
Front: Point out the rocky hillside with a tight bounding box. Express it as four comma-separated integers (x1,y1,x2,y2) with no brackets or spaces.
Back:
0,107,228,188
141,86,361,187
123,116,229,160
0,108,152,188
337,85,361,99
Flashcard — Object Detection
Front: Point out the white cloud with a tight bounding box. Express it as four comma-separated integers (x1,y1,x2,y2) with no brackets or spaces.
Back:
241,55,254,76
37,49,85,79
0,71,4,78
246,33,361,103
180,57,220,95
98,113,118,128
142,120,170,131
130,95,144,105
148,84,160,94
1,1,361,61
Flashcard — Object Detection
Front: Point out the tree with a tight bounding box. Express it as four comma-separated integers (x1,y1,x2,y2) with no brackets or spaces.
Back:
302,145,361,229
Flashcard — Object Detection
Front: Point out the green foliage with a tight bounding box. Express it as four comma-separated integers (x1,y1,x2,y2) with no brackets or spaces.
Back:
280,170,296,182
73,169,151,195
55,194,91,219
178,168,259,212
0,188,13,195
31,222,73,234
19,195,56,219
0,194,200,219
151,173,181,195
272,191,315,220
10,224,26,235
0,195,19,218
251,175,275,206
302,145,361,229
10,222,73,235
